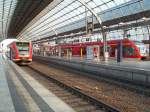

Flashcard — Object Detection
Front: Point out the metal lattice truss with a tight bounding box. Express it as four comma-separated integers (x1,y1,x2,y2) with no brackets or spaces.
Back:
0,0,17,40
7,0,54,38
17,0,149,41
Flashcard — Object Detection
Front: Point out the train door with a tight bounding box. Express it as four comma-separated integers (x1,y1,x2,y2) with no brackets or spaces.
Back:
86,46,93,59
93,45,99,59
66,48,72,57
86,45,99,59
80,47,86,57
109,45,116,57
58,46,61,57
100,46,103,57
80,47,83,57
61,48,65,57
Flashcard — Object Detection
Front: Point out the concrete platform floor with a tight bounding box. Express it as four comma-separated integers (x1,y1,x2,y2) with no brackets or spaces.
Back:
45,55,150,71
0,54,76,112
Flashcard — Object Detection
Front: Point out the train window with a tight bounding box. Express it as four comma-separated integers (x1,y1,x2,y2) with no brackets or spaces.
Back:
16,42,29,51
86,38,90,42
129,47,135,56
16,42,30,55
123,46,135,56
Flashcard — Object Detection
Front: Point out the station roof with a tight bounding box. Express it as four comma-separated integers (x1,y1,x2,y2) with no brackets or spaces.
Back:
0,0,53,41
0,0,17,41
8,0,53,38
0,0,150,42
16,0,150,42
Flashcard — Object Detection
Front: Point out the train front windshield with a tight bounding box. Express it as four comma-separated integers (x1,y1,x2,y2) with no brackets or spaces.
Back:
16,42,29,56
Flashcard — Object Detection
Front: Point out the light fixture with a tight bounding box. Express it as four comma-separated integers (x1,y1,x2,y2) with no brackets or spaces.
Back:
103,26,107,28
142,17,147,21
119,22,125,25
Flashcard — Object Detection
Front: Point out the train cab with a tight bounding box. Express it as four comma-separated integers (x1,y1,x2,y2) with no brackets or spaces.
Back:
8,41,32,65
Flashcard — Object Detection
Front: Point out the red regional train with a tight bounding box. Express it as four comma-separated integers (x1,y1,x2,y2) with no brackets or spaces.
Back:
59,38,147,60
8,41,32,65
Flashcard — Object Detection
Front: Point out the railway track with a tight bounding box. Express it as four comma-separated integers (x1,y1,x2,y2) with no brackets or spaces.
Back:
25,59,150,112
33,56,150,96
22,66,119,112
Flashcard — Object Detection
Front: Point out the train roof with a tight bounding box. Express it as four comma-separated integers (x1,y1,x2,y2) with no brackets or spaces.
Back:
16,41,31,43
7,41,31,47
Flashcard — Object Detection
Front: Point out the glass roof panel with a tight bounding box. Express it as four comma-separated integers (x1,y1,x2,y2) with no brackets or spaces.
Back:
17,0,149,41
0,0,17,40
129,2,143,14
143,0,150,10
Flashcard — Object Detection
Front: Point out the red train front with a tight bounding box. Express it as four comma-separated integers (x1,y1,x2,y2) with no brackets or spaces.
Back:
108,39,147,60
8,41,32,65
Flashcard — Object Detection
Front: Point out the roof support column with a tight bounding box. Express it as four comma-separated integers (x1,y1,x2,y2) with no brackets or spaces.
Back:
146,26,150,57
77,0,108,60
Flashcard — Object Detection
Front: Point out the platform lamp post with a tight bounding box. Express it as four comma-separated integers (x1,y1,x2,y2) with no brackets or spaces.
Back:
102,26,108,61
117,22,125,62
147,26,150,57
78,0,108,61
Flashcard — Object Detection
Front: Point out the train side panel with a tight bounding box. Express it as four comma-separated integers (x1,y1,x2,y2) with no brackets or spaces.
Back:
58,39,146,59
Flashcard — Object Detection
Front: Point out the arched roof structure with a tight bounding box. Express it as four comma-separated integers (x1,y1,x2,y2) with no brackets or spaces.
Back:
0,0,150,42
17,0,149,41
0,0,17,40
